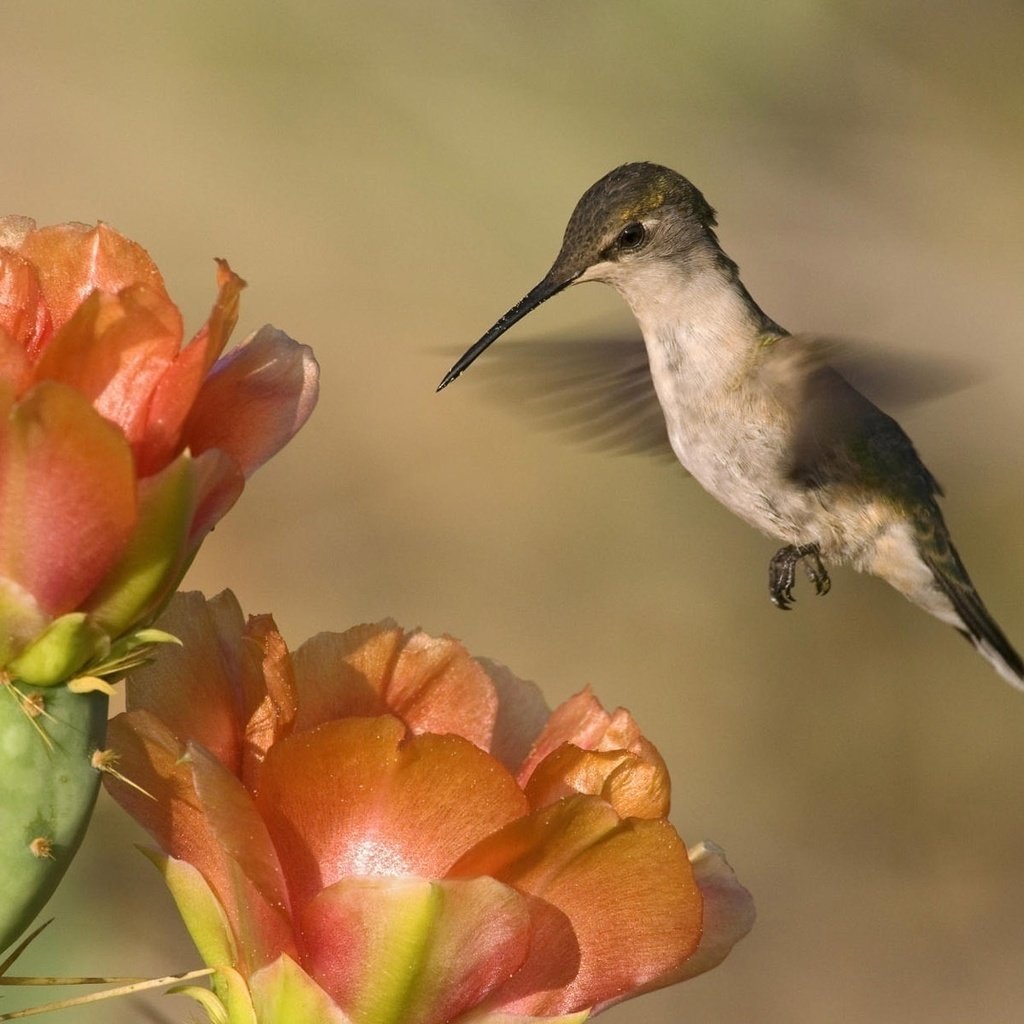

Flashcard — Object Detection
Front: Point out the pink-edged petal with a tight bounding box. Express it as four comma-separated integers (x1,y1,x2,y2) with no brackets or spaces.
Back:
121,591,261,772
450,796,701,1017
302,876,531,1024
137,261,245,475
0,381,136,616
672,841,754,983
181,324,319,477
187,743,298,971
523,744,669,819
16,221,169,337
186,446,245,545
249,955,354,1024
32,285,183,451
188,742,291,916
0,245,50,367
256,717,529,911
104,710,299,974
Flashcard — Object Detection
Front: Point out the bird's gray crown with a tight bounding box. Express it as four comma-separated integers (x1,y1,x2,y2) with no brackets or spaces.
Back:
552,162,720,277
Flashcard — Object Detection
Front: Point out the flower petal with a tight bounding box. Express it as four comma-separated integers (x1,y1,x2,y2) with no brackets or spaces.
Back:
0,381,136,617
450,796,701,1017
0,243,50,366
256,717,529,911
16,221,169,337
84,451,197,635
32,285,183,452
182,324,319,478
139,848,240,968
0,575,48,667
186,447,247,546
476,658,552,775
249,954,354,1024
241,613,298,770
293,627,498,749
523,744,669,819
119,591,262,772
302,877,531,1024
105,709,299,973
137,261,246,475
518,690,659,787
672,841,755,982
188,742,291,917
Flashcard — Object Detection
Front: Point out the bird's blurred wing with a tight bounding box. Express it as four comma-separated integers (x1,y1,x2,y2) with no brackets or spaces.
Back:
759,334,973,494
449,334,678,461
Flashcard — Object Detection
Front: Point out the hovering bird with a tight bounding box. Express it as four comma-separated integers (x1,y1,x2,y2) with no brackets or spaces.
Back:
438,162,1022,689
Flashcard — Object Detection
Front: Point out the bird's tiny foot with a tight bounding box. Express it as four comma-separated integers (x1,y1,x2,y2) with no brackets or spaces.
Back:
802,548,831,597
768,543,830,610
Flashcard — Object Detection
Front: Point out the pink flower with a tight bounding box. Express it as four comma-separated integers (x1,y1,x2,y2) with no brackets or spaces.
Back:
105,591,754,1023
0,219,318,686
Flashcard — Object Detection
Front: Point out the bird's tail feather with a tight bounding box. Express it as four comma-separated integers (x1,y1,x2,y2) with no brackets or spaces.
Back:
923,544,1024,690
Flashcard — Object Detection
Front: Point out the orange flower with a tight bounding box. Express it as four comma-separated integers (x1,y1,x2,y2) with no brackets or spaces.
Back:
0,218,318,686
105,591,754,1023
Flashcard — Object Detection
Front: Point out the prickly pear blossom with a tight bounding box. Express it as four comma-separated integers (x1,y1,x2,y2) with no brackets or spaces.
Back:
105,591,754,1024
0,217,319,689
0,217,318,953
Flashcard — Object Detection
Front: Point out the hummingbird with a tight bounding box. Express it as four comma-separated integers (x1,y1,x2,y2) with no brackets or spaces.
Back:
437,161,1023,690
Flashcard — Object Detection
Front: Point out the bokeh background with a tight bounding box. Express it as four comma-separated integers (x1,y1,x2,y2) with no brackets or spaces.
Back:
4,2,1023,1021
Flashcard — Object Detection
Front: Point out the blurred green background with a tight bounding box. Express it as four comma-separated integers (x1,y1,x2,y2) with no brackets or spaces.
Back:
4,2,1023,1021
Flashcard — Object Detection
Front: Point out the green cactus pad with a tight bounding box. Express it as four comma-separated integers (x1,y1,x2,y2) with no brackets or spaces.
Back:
0,682,108,953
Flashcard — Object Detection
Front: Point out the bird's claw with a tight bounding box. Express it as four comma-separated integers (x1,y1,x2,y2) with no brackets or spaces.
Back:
768,543,831,610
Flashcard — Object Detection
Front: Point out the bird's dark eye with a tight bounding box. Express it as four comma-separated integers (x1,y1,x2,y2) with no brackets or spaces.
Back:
615,222,647,251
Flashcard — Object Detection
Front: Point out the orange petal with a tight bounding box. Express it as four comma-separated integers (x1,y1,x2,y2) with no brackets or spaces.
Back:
241,613,298,776
32,285,182,454
181,324,319,478
291,624,401,729
518,690,666,791
104,708,209,865
137,261,245,475
523,744,669,819
291,626,499,750
255,717,529,912
0,382,136,616
122,591,259,775
104,710,299,974
17,221,169,337
301,876,531,1024
0,244,50,365
449,796,701,1016
0,332,30,399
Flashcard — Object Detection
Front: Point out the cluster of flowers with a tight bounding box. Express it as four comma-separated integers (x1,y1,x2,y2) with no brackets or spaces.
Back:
1,219,751,1023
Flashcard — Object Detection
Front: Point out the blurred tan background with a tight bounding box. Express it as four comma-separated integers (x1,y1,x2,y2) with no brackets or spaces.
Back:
4,2,1023,1021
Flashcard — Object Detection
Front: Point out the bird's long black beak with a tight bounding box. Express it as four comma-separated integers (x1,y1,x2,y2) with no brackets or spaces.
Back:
436,270,579,391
